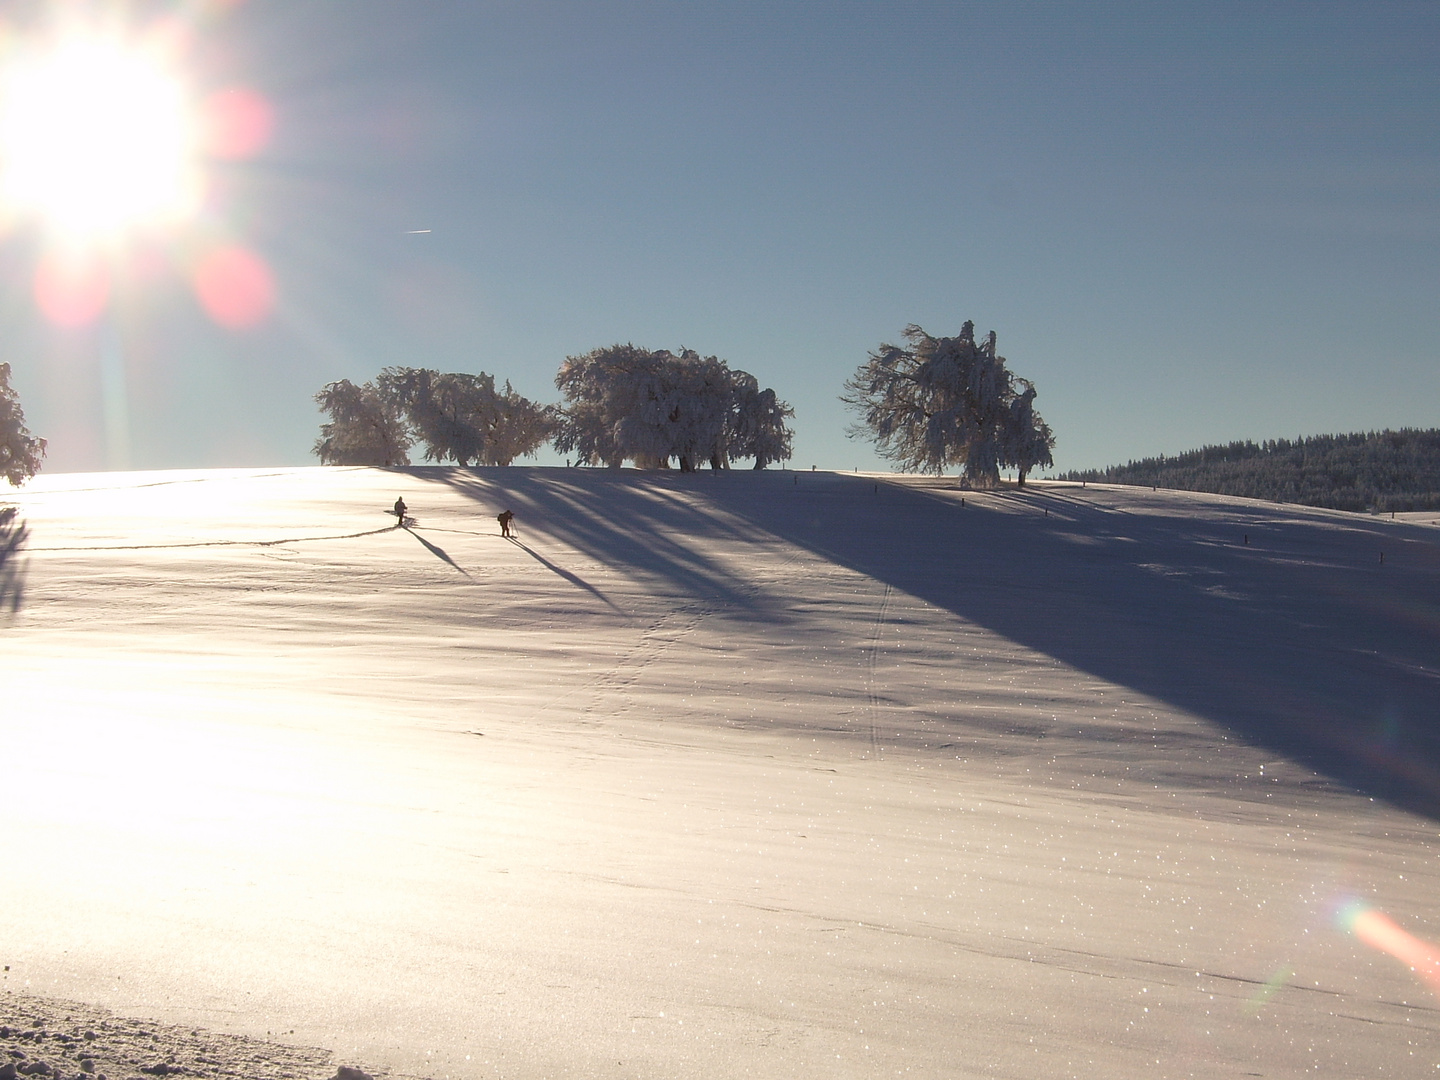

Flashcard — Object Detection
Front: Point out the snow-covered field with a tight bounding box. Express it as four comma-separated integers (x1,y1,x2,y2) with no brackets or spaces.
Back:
2,466,1438,1079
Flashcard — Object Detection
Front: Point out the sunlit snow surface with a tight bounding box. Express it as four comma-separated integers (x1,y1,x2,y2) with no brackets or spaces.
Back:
3,467,1439,1079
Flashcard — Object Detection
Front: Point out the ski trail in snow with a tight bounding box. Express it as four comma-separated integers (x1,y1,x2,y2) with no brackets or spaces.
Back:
591,539,809,718
865,582,893,759
27,525,400,552
530,602,708,725
586,603,709,722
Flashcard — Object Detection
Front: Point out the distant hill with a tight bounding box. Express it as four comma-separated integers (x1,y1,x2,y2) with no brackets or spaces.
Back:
1061,428,1440,513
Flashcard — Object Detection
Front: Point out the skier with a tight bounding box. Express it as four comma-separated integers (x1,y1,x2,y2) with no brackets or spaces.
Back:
497,509,514,538
393,497,407,526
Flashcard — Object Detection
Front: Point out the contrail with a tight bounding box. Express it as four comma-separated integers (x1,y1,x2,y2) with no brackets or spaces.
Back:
405,229,432,234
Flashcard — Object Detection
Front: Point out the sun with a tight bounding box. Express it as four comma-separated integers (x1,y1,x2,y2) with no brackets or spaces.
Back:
0,33,200,242
0,17,277,329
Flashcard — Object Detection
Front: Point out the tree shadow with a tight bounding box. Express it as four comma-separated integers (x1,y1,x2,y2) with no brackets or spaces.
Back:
413,467,1440,819
0,506,27,614
415,467,791,623
750,472,1440,817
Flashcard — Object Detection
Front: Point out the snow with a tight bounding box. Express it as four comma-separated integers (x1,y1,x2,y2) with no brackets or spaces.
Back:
2,466,1439,1079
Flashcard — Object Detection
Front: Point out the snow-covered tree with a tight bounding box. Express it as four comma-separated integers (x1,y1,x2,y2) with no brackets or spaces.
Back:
663,350,735,471
842,322,1054,486
1003,379,1055,488
553,344,645,468
554,345,793,470
375,367,552,467
313,379,411,466
376,368,490,466
0,362,46,486
730,374,795,470
485,381,557,466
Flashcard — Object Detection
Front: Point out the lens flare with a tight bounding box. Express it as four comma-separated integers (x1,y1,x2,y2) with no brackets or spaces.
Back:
193,244,274,328
1338,901,1440,996
1244,966,1293,1013
199,86,272,159
34,249,110,327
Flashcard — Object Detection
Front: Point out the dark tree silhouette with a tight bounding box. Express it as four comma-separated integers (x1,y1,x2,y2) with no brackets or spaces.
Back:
1,362,46,487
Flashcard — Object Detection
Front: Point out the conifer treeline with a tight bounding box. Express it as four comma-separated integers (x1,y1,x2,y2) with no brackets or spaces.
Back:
1061,429,1440,513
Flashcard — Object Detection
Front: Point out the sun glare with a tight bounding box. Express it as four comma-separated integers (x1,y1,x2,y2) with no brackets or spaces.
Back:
0,35,198,241
0,17,277,328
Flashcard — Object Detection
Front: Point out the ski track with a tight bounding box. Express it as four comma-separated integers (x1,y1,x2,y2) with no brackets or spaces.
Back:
575,603,710,724
25,525,399,552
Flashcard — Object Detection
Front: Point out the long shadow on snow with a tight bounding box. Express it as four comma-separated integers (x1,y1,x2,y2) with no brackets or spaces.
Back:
417,467,787,623
768,471,1440,818
402,524,472,578
506,537,623,614
419,467,1440,818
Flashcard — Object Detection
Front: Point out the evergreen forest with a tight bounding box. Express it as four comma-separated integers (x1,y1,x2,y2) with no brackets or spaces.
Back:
1061,429,1440,513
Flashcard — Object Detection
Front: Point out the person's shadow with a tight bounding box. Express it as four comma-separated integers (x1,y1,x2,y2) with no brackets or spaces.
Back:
506,535,622,612
399,518,471,578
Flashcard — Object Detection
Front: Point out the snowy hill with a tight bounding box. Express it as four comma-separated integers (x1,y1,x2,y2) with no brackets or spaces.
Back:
2,466,1439,1079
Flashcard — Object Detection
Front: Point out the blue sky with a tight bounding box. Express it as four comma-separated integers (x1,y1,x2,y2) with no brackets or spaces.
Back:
5,0,1438,475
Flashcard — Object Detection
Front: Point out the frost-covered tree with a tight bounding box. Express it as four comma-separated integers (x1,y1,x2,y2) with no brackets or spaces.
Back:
554,345,793,470
376,367,551,466
730,375,795,470
313,379,411,466
663,350,735,471
485,381,557,466
1003,379,1055,488
376,368,490,466
0,362,46,486
553,344,647,468
842,322,1054,486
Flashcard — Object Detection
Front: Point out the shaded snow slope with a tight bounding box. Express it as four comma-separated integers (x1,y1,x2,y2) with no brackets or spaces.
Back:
2,466,1438,1079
